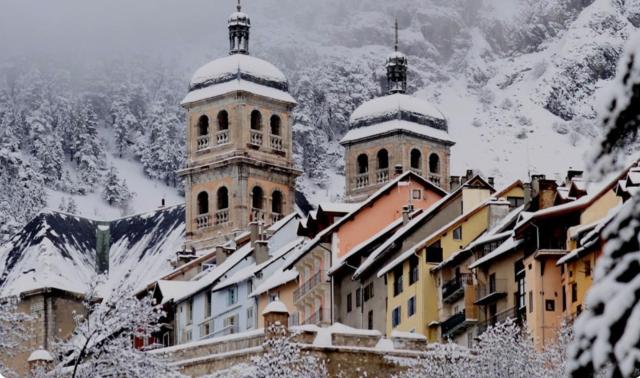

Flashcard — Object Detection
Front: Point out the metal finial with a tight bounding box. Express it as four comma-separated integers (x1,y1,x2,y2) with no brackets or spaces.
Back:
237,0,241,12
394,18,399,52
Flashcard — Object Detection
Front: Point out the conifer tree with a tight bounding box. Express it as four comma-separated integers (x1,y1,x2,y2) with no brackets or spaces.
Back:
102,167,134,208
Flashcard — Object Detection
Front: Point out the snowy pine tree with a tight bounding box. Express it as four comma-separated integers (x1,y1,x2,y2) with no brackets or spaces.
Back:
26,101,64,184
102,167,134,208
74,101,106,189
0,299,33,377
111,92,138,158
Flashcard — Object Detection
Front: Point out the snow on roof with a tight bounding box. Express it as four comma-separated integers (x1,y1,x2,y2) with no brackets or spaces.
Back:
468,237,524,269
28,349,53,362
390,330,427,340
249,267,298,297
267,211,300,233
349,93,444,124
212,263,256,292
156,280,198,304
328,322,381,336
340,119,454,145
190,54,287,89
181,78,296,106
262,299,289,315
317,202,361,214
150,328,264,354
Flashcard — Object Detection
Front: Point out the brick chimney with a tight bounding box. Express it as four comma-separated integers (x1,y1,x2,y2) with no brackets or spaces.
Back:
254,240,270,265
537,179,558,210
449,176,461,191
402,204,414,225
488,177,495,187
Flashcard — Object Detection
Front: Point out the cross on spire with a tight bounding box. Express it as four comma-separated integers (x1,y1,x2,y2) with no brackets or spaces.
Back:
394,18,399,52
237,0,242,12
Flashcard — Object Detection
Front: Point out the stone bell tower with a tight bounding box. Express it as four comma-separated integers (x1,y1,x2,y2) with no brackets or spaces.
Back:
179,1,301,250
340,19,455,202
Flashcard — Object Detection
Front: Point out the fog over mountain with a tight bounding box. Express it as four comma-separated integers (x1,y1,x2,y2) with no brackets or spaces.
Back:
0,0,637,239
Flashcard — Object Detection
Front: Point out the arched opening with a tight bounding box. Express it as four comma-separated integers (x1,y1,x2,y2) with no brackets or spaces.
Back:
252,186,264,209
270,115,281,136
429,153,440,174
377,149,389,169
197,192,209,215
217,187,229,210
357,154,369,174
198,115,209,136
251,110,262,130
410,149,422,170
272,190,283,215
217,110,229,130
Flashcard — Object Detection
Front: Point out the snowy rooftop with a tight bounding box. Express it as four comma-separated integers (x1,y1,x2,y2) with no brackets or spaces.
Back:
190,54,286,89
341,119,454,145
262,299,289,315
348,93,446,129
181,79,295,106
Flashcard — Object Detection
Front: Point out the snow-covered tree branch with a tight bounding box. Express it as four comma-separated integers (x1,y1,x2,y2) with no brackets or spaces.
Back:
0,298,33,377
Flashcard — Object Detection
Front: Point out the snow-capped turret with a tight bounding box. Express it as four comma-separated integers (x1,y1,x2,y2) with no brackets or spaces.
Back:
386,19,407,94
228,0,251,55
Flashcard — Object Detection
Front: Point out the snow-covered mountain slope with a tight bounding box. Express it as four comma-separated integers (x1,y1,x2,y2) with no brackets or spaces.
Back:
0,205,186,297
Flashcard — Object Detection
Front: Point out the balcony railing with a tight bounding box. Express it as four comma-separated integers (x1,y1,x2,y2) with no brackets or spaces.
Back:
410,167,422,176
477,306,518,336
215,209,229,225
270,135,283,151
475,279,508,305
302,307,323,325
216,130,229,145
293,270,325,302
198,318,214,339
355,172,369,189
442,274,471,304
211,323,239,338
196,135,210,151
250,130,263,146
195,214,211,230
441,310,474,339
429,174,441,186
376,168,389,183
251,208,264,221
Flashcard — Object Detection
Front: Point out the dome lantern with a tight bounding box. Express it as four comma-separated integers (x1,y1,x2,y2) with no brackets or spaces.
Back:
386,18,408,95
228,0,251,55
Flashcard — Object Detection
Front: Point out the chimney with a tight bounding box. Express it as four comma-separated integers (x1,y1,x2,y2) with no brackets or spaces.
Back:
249,221,260,246
523,182,533,210
402,204,414,225
215,245,227,265
254,240,270,265
565,169,583,186
450,176,461,191
465,170,474,182
537,179,558,210
161,198,165,207
394,164,403,176
487,199,510,229
488,177,495,187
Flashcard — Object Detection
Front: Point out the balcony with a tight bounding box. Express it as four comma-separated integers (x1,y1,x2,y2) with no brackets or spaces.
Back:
195,214,211,230
199,318,214,339
475,279,507,305
441,310,475,339
251,208,264,221
270,134,283,151
302,307,323,325
442,274,471,304
211,323,239,338
428,174,441,186
196,135,210,151
355,172,369,189
410,167,422,176
376,168,389,183
216,130,229,145
477,306,518,336
215,209,229,225
249,130,263,146
293,270,326,302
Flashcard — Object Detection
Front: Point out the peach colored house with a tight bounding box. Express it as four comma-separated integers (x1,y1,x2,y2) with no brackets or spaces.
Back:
283,171,447,326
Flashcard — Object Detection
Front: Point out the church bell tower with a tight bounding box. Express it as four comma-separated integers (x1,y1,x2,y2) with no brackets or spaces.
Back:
179,1,301,250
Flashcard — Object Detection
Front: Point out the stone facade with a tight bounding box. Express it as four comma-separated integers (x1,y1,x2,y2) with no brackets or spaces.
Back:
343,132,452,202
181,91,301,251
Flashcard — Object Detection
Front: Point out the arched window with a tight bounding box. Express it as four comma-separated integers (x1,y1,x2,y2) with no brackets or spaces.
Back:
217,110,229,130
251,110,262,130
217,187,229,210
377,149,389,169
197,192,209,215
270,115,281,136
252,186,264,209
272,190,283,214
429,153,440,174
357,154,369,174
198,115,209,136
410,149,422,170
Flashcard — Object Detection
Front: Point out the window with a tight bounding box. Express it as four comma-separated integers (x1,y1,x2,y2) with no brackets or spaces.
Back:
251,186,264,209
529,291,533,313
409,256,419,285
364,282,374,302
507,196,524,209
517,276,525,310
250,110,262,130
269,292,278,302
429,153,440,173
411,189,422,200
453,226,462,240
357,154,369,174
410,149,422,170
392,307,401,328
562,287,567,311
393,267,404,296
408,296,416,317
584,261,591,277
572,283,578,303
198,115,209,136
271,190,283,215
546,299,555,312
368,310,373,330
270,114,281,135
197,192,209,215
217,187,229,210
377,149,389,169
489,273,497,293
247,307,255,329
224,314,238,333
186,299,193,324
185,329,192,343
356,288,362,307
217,110,229,130
347,293,352,313
205,291,212,318
228,285,238,306
426,242,443,263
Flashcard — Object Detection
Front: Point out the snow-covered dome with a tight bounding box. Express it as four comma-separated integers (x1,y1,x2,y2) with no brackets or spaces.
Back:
349,93,446,128
262,298,289,315
189,54,288,91
28,348,53,362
